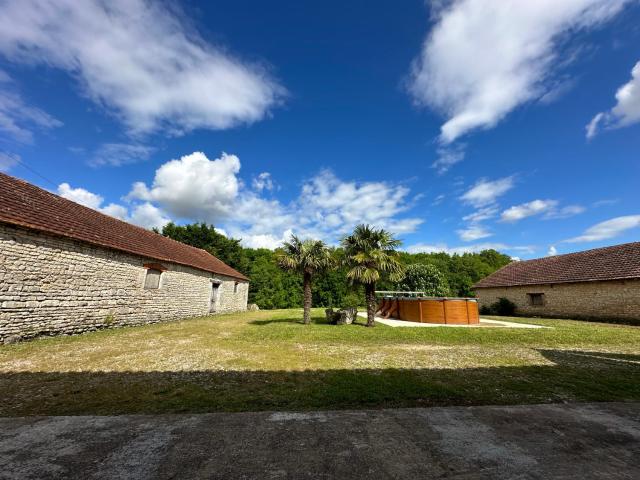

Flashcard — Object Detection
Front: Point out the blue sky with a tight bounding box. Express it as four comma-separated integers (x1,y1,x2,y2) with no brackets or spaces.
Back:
0,0,639,258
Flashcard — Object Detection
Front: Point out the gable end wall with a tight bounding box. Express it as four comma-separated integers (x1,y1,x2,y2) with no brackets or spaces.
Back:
474,279,640,321
0,223,248,342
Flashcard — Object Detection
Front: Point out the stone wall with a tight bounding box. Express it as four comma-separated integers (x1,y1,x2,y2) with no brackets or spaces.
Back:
0,223,248,342
475,279,640,321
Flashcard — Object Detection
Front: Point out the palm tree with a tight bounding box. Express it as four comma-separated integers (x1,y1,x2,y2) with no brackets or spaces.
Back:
277,235,334,324
341,224,404,327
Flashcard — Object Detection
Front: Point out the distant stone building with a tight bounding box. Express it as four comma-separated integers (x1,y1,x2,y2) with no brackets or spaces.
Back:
474,243,640,322
0,173,249,343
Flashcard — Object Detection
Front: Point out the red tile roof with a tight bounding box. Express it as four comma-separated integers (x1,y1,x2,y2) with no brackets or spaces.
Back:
0,173,248,281
474,242,640,288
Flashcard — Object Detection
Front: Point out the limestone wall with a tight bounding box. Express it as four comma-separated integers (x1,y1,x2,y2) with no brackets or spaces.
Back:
0,223,248,342
475,279,640,321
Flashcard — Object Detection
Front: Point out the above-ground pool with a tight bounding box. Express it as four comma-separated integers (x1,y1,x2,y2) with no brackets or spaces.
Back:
376,296,479,325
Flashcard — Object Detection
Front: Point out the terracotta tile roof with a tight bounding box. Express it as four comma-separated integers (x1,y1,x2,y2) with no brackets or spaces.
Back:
0,173,248,281
474,242,640,288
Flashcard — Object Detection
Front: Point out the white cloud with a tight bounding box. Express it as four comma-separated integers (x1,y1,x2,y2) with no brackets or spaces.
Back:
500,199,558,222
128,152,241,221
460,176,515,208
500,199,585,222
565,215,640,242
462,206,498,223
547,245,558,256
409,0,629,143
57,182,104,210
252,172,275,192
55,152,423,249
432,146,465,174
456,225,492,242
128,203,171,230
544,204,585,219
406,242,535,256
587,61,640,138
431,194,446,206
0,151,20,171
57,182,169,229
0,0,284,136
126,153,423,249
0,71,61,143
90,143,155,167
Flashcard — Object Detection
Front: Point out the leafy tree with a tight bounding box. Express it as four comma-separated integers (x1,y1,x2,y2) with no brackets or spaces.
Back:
277,236,334,324
397,264,450,296
341,225,404,327
159,222,248,274
158,222,512,310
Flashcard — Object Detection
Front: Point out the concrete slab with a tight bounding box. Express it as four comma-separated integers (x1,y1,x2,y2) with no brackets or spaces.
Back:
1,402,639,479
358,312,547,328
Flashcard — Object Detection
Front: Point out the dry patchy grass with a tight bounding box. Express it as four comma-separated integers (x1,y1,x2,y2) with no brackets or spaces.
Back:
1,309,639,415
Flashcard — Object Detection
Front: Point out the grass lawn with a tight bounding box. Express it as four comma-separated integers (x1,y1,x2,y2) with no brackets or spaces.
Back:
1,309,640,416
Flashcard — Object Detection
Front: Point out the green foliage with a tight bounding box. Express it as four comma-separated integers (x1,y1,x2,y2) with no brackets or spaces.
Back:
160,223,249,273
160,223,512,310
341,224,404,286
277,236,334,275
397,264,450,296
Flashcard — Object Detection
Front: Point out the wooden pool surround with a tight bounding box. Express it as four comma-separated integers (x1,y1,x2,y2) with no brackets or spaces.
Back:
375,297,480,325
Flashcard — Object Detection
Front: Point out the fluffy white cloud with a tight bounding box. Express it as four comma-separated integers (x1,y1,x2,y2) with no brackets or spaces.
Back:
57,182,104,210
587,61,640,138
565,215,640,242
125,153,423,248
0,0,283,136
55,152,423,249
500,199,559,222
456,225,492,242
547,245,558,256
409,0,629,143
460,176,515,208
128,152,241,221
128,203,171,230
0,151,20,171
406,242,535,256
89,143,155,167
57,183,169,229
252,172,275,192
0,71,61,143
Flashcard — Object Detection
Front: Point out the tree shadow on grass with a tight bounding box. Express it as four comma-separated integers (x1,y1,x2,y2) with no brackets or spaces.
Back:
1,349,639,417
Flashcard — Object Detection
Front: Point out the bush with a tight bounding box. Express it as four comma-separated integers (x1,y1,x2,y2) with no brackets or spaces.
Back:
489,297,517,316
342,292,363,309
397,264,450,296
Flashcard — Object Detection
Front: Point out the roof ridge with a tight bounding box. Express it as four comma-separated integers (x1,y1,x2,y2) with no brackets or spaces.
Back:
513,241,640,265
474,241,640,288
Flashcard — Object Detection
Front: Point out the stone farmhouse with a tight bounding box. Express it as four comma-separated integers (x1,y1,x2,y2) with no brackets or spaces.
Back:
474,242,640,322
0,173,249,343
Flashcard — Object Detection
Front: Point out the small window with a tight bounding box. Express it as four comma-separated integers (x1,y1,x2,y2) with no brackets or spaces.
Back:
528,293,544,306
144,269,162,289
234,281,239,294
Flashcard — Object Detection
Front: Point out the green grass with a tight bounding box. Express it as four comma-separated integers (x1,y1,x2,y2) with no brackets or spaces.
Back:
1,309,639,416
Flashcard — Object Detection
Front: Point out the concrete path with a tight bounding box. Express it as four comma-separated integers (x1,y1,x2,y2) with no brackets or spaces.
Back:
1,403,639,479
368,315,547,328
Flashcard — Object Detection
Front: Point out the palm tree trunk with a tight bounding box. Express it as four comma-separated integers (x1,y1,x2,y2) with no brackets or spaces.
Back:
365,283,376,327
303,272,312,324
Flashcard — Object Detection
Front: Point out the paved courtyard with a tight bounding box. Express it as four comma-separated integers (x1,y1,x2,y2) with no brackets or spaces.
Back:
1,402,639,479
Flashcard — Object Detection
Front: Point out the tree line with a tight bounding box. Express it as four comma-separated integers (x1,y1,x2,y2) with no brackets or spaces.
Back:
158,222,512,312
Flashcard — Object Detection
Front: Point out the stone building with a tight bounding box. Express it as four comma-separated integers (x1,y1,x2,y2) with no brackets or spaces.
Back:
474,242,640,322
0,173,249,343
